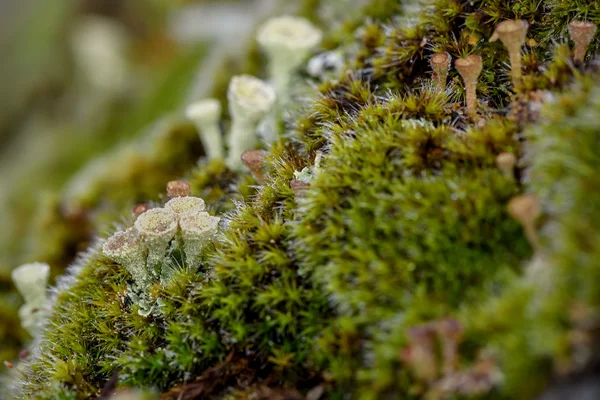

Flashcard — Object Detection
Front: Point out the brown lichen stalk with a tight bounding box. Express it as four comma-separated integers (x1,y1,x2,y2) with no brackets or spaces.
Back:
496,152,517,180
568,20,598,63
490,20,529,88
455,55,482,119
430,52,452,91
405,325,438,382
508,194,541,250
435,318,464,374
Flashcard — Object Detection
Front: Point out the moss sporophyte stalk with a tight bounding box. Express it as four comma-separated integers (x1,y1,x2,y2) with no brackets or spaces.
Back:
7,2,600,399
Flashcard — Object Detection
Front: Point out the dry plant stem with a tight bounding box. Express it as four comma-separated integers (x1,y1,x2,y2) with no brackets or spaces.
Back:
568,20,597,63
455,55,482,119
4,361,27,378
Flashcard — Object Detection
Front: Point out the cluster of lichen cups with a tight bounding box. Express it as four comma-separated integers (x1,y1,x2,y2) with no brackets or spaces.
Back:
185,15,322,171
430,19,597,120
102,182,219,316
185,75,276,171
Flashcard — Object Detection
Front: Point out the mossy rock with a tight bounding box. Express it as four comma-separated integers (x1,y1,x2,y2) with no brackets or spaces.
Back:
7,1,600,399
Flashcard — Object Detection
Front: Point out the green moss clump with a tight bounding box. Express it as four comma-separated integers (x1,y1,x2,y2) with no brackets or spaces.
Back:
13,143,332,399
460,77,600,398
292,97,531,398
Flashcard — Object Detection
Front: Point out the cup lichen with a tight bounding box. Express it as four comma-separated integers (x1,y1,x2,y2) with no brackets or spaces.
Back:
257,15,323,102
490,19,529,88
568,20,598,63
11,262,51,335
225,75,276,170
185,99,225,160
133,207,178,272
455,55,482,119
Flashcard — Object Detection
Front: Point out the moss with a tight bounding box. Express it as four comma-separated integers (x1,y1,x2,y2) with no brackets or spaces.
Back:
292,105,531,397
320,0,403,50
14,142,331,398
500,77,600,395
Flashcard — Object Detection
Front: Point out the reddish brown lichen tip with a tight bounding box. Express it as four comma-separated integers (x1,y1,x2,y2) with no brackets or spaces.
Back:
241,149,267,170
132,203,150,216
167,180,191,198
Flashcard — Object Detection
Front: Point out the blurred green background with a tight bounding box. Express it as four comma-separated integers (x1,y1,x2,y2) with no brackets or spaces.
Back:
0,0,281,363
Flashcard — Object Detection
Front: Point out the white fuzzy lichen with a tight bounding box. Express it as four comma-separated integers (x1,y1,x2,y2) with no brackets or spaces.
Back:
103,228,149,288
11,262,50,304
134,208,178,272
185,99,224,160
11,262,51,335
18,303,49,336
179,211,220,262
165,196,206,217
257,16,323,101
225,75,276,170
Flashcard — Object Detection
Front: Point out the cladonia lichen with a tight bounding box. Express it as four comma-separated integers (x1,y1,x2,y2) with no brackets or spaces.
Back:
185,99,224,160
257,15,323,103
225,75,276,170
11,262,51,335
